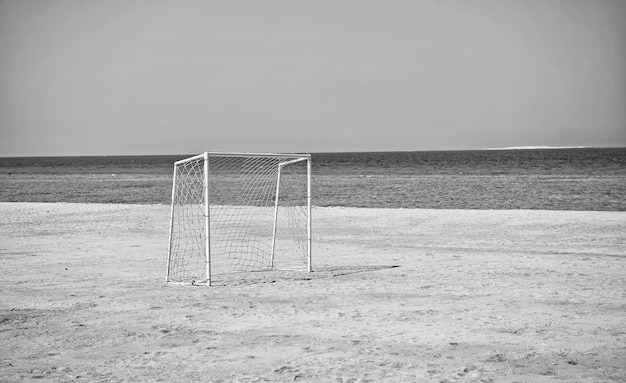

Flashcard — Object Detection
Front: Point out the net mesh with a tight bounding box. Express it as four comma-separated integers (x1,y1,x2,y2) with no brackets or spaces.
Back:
167,156,206,283
167,153,310,284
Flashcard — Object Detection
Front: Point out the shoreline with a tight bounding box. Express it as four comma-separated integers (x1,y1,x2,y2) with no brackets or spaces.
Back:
2,200,626,212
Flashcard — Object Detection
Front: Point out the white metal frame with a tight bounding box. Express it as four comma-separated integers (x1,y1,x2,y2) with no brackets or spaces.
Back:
166,151,312,286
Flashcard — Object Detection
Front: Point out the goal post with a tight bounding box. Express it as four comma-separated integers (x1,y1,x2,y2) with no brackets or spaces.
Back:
166,152,312,286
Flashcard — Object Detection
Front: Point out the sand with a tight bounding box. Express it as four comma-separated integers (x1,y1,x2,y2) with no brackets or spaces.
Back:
1,203,625,382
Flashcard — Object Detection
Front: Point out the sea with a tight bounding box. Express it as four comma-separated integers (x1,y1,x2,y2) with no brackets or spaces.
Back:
1,148,625,211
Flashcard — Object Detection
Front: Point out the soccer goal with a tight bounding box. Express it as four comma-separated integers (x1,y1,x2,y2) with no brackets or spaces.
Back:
166,152,312,286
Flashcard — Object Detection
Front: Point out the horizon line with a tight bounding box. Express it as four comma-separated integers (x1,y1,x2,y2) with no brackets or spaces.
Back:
3,145,626,158
480,145,594,151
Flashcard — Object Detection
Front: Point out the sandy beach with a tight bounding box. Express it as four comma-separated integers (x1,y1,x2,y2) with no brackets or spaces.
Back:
1,202,625,382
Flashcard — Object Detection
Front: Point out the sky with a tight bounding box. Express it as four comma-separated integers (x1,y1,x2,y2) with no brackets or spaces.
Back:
0,0,625,156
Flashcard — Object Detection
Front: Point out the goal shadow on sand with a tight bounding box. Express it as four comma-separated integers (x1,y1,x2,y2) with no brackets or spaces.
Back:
207,265,400,287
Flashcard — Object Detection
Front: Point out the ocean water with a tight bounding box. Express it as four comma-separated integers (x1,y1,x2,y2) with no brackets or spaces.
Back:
0,148,624,211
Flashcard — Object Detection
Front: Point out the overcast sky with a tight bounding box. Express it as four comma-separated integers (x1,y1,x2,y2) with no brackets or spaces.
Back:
1,0,625,156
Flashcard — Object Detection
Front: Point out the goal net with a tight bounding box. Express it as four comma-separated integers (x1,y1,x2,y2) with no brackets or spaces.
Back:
166,152,312,285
